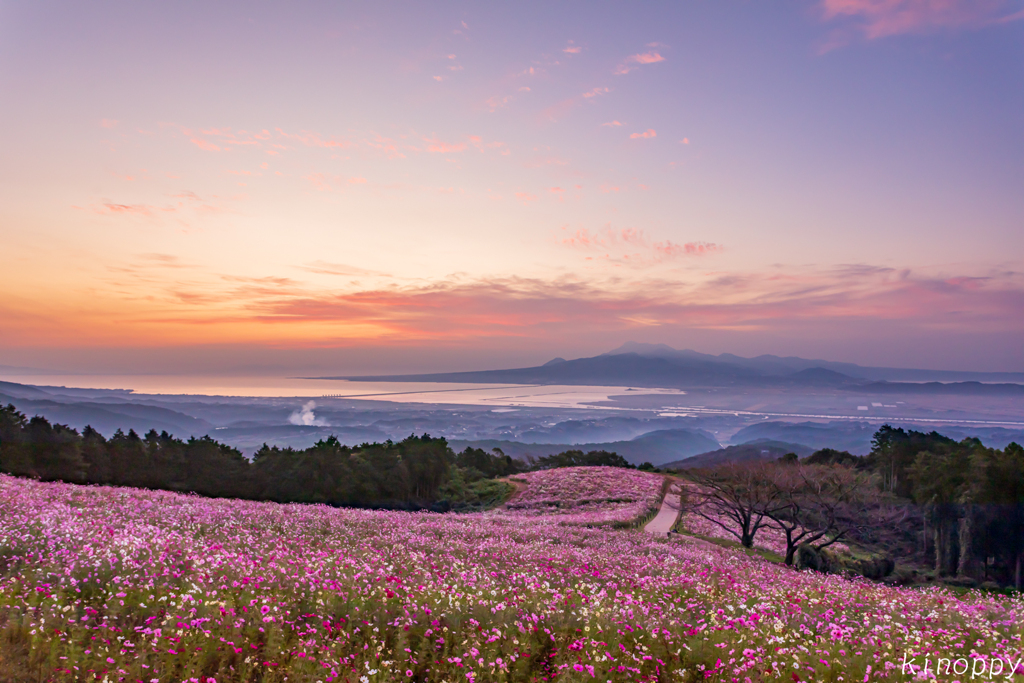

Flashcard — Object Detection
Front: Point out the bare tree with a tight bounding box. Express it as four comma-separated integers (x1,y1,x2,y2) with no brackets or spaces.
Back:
686,462,787,548
688,461,886,565
763,464,876,565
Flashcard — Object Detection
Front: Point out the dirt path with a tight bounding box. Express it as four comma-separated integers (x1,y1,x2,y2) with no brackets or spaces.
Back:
498,477,528,507
644,482,682,535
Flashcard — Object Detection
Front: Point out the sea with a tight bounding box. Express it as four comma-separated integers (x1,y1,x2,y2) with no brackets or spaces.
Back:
0,372,684,410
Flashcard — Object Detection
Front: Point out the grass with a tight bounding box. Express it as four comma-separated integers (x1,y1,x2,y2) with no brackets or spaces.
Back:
671,525,788,564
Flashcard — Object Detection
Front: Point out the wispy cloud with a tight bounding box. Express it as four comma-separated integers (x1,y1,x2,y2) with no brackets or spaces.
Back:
630,129,657,139
615,51,666,75
7,261,1023,354
422,136,467,153
484,94,515,112
136,253,188,268
582,86,611,99
299,261,389,278
559,226,722,264
653,241,722,257
190,138,222,152
93,203,166,216
602,120,625,127
191,267,1024,342
819,0,1024,47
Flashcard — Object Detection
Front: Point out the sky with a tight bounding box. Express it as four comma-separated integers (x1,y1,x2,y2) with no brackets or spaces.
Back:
1,0,1022,376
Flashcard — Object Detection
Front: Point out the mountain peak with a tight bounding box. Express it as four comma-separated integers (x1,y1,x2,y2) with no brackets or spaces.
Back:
604,342,685,356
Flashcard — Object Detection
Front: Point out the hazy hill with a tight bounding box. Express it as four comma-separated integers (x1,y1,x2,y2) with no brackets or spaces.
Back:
729,421,878,454
662,439,814,470
326,342,1024,389
451,427,721,466
0,390,214,437
729,420,1024,455
600,343,1024,383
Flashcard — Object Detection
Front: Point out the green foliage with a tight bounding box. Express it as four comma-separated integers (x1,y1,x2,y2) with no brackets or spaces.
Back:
0,403,528,512
865,424,957,497
0,400,678,515
865,424,1024,587
252,434,457,508
804,448,860,467
437,471,515,511
533,448,634,470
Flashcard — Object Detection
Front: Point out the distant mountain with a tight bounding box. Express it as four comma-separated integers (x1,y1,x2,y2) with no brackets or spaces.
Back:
514,416,694,444
841,381,1024,396
729,420,1024,455
450,428,721,466
662,439,814,470
0,392,214,437
600,342,1024,383
325,342,1024,389
730,421,879,454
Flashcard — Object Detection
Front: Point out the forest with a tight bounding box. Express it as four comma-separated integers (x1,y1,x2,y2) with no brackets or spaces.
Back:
684,425,1024,589
3,401,1023,587
0,403,631,511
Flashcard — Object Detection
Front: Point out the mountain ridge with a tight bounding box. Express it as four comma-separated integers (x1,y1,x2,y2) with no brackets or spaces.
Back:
321,343,1024,388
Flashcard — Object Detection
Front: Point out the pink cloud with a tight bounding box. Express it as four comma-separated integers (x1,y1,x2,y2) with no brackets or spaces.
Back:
100,118,119,129
582,87,610,99
484,94,514,112
190,138,222,152
563,46,582,54
631,51,665,64
560,226,722,265
820,0,1024,40
366,133,406,159
539,98,577,122
549,187,565,193
304,173,332,192
653,241,723,257
11,258,1023,356
98,203,158,216
303,173,369,191
602,121,624,127
299,261,388,277
515,192,538,203
276,128,348,149
469,136,509,154
251,265,1024,342
615,51,666,74
423,136,467,153
630,129,657,139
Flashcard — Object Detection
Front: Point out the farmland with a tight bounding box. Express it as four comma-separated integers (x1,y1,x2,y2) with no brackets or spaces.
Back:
1,468,1023,682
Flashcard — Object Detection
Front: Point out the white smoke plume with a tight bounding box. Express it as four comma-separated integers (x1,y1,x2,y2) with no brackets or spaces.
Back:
288,400,328,426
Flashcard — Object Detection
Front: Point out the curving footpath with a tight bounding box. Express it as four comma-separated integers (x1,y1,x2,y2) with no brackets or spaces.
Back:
644,481,682,535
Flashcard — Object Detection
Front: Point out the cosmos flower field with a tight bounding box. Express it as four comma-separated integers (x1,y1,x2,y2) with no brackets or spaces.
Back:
1,469,1023,682
501,467,664,527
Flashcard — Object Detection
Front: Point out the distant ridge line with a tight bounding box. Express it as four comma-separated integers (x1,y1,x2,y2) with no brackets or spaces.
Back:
315,343,1024,390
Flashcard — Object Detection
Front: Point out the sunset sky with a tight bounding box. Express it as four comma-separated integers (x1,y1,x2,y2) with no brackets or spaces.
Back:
1,1,1022,375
